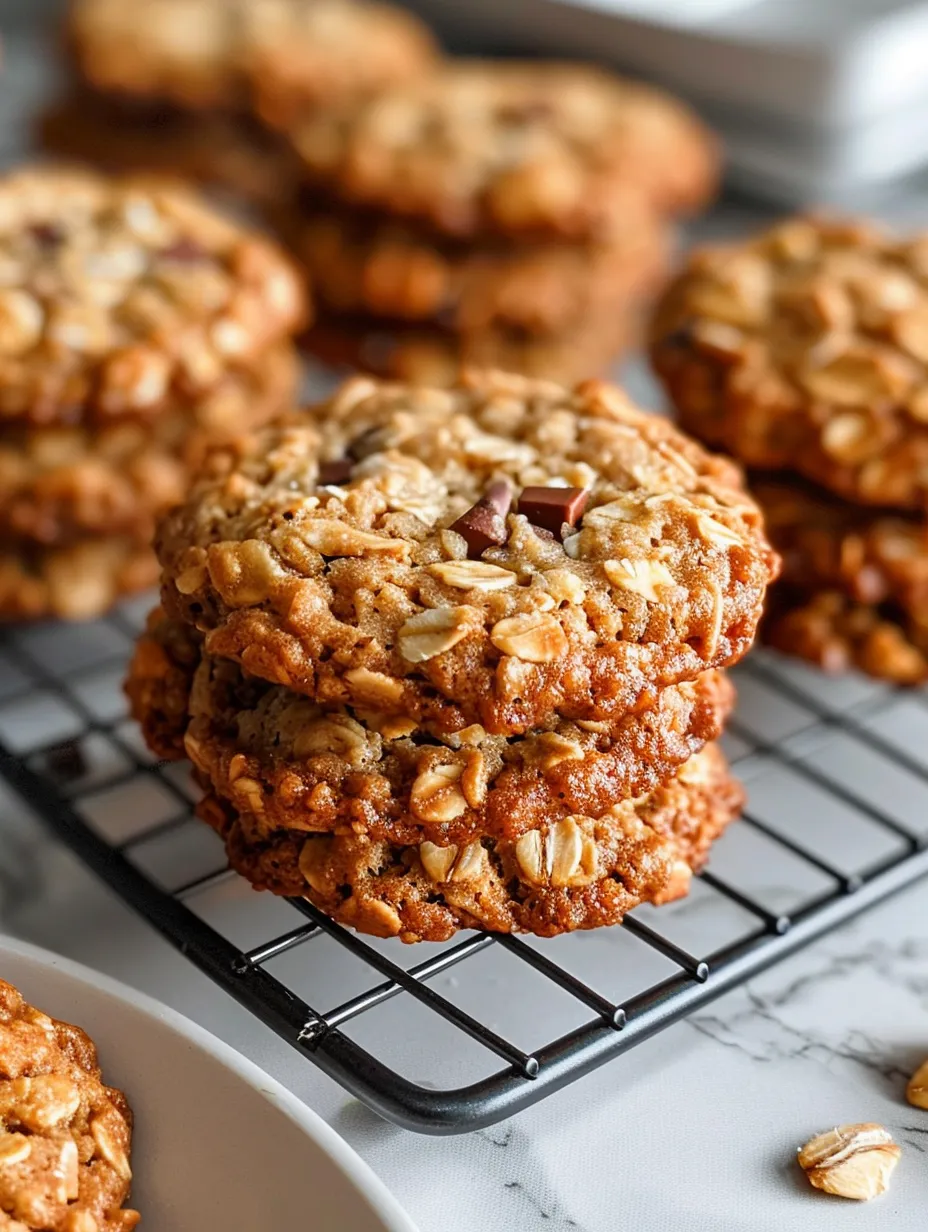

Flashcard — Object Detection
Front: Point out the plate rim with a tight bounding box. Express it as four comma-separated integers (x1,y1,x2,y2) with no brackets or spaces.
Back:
0,931,418,1232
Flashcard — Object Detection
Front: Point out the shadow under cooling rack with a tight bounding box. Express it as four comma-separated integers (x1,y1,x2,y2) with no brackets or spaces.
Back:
2,601,928,1133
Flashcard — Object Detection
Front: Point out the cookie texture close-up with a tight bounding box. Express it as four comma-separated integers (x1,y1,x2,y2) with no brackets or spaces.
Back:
289,62,719,240
651,215,928,512
0,976,139,1230
127,608,736,846
0,165,306,427
198,742,743,942
156,371,778,736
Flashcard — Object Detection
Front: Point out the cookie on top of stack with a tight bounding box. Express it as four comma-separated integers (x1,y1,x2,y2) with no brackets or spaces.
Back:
0,165,306,622
43,0,438,206
281,62,719,385
650,215,928,684
126,370,778,942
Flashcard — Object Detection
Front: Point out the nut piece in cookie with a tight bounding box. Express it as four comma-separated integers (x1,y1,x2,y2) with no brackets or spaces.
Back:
651,215,928,511
0,977,140,1229
156,371,778,736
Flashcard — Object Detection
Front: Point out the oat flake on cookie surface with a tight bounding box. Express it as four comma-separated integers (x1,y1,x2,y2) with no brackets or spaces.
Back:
157,370,778,737
0,166,305,426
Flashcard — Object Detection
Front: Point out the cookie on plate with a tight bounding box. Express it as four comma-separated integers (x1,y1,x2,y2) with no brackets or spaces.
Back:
651,215,928,512
290,62,719,239
157,371,778,735
0,976,139,1230
199,741,743,941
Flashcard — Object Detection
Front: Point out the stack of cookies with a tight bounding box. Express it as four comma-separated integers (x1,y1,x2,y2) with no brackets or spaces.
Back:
0,166,306,622
651,215,928,684
281,61,719,384
43,0,438,207
126,371,778,942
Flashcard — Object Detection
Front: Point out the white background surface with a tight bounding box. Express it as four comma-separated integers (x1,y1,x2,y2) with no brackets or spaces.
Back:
1,16,928,1232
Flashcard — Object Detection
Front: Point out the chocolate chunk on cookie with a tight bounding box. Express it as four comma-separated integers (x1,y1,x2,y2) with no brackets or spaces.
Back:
157,371,778,735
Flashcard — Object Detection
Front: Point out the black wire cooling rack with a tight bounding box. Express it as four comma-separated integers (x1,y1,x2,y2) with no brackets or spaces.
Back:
1,598,928,1133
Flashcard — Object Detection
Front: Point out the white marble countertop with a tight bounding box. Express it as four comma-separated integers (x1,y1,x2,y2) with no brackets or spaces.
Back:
3,18,928,1232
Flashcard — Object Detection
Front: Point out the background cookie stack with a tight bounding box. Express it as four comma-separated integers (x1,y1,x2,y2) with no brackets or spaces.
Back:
0,166,305,622
127,372,778,942
43,0,438,207
651,215,928,685
283,62,719,384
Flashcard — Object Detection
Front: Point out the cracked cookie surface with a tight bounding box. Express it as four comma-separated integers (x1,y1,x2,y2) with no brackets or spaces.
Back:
289,62,718,241
198,741,742,941
651,216,928,511
0,977,139,1231
127,609,737,845
0,166,305,427
157,371,778,736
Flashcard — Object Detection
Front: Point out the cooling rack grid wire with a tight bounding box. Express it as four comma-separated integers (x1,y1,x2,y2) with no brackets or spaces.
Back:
1,597,927,1133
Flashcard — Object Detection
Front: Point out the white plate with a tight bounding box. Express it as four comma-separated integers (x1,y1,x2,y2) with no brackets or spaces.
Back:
0,934,418,1232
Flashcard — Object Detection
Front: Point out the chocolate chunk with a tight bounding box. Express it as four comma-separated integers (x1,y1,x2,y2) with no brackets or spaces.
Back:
450,480,513,557
318,459,353,485
518,487,589,535
45,739,87,783
347,426,388,461
160,237,205,262
29,223,63,250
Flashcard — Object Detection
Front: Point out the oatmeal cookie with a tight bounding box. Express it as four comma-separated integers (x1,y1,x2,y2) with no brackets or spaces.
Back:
39,92,296,208
0,976,139,1230
651,215,928,511
754,474,928,619
289,62,719,240
281,202,670,336
129,607,735,842
0,537,158,622
0,345,296,545
764,587,928,685
125,607,202,759
198,741,743,941
68,0,436,121
0,166,305,427
303,311,637,386
158,371,778,735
